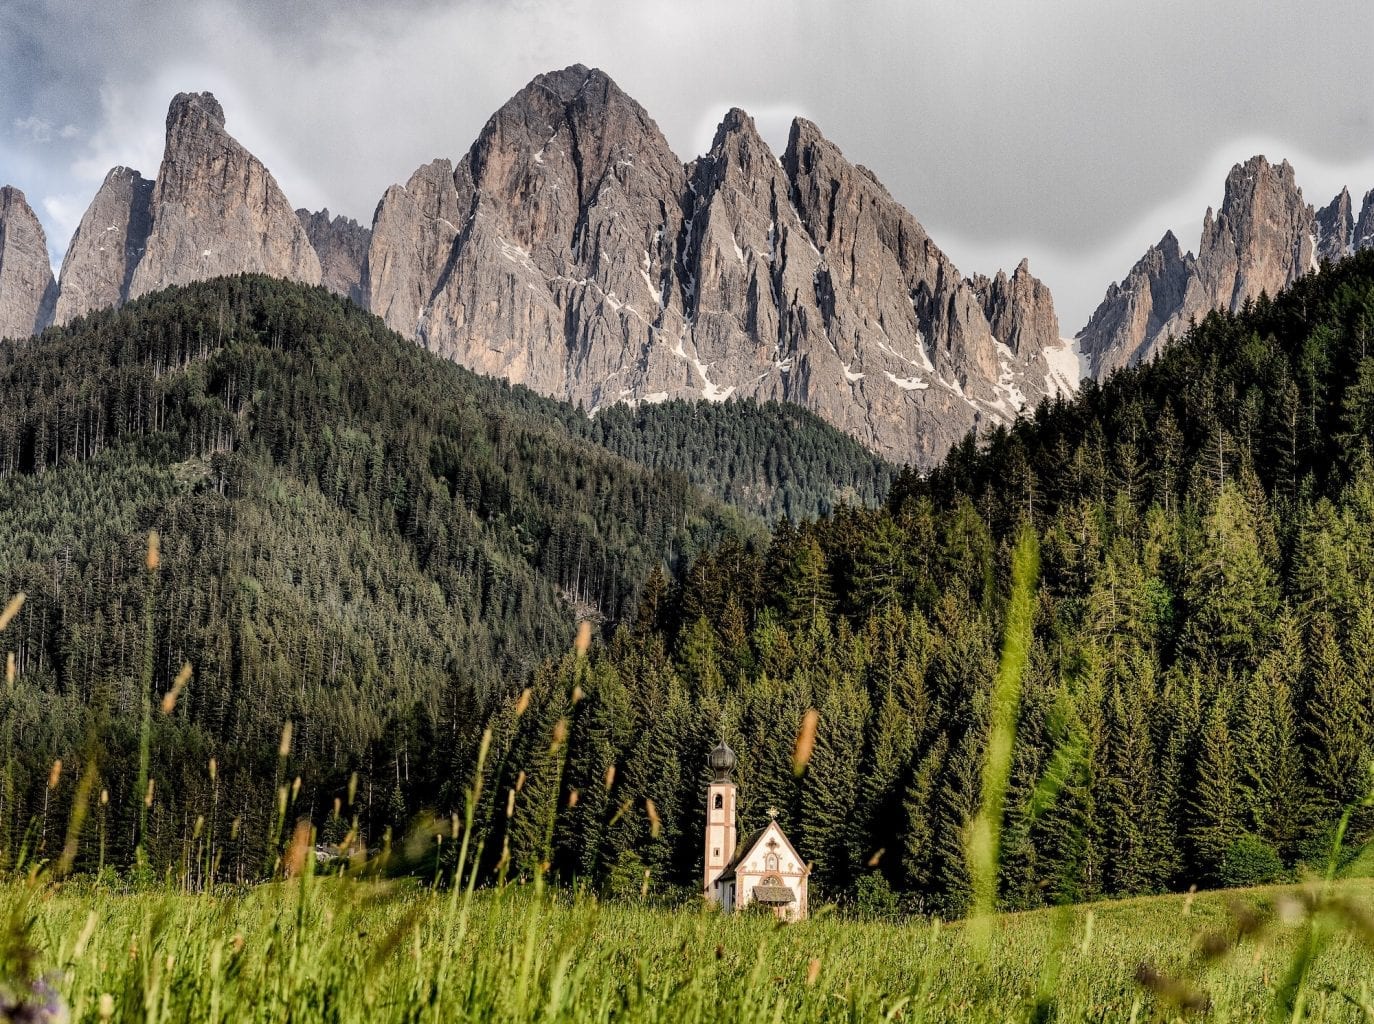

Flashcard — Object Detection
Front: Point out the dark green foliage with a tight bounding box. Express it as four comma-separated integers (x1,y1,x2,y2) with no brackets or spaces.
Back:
489,251,1374,909
1217,833,1286,888
590,399,895,522
9,249,1374,912
0,275,761,872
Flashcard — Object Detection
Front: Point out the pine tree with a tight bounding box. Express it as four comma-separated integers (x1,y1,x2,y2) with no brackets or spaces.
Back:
1188,690,1243,882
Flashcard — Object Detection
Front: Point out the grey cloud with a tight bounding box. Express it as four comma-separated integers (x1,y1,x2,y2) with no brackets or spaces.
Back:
3,0,1373,329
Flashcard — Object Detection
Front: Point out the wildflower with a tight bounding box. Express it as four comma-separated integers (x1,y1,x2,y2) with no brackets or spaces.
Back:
0,975,71,1024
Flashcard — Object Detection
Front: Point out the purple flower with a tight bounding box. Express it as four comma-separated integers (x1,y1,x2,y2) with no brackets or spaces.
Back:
0,975,70,1024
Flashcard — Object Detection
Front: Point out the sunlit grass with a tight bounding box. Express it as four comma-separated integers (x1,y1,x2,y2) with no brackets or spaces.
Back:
2,878,1374,1023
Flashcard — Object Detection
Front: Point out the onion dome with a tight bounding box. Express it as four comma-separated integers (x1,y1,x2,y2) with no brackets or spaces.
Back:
708,740,736,781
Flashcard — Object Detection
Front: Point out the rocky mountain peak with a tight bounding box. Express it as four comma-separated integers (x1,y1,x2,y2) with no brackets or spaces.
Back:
1357,189,1374,252
1198,154,1313,310
297,207,370,306
0,185,58,339
166,91,225,132
1074,154,1370,379
974,258,1061,359
1316,187,1354,263
55,165,153,324
127,92,320,300
1076,229,1204,378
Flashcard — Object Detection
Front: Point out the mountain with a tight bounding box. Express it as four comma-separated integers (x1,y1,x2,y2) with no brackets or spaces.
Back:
297,208,370,306
0,274,761,865
9,72,1069,467
1078,156,1374,377
52,167,154,325
0,186,58,339
50,92,322,323
361,67,1066,467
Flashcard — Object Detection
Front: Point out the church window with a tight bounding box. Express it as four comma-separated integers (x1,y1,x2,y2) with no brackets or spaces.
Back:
766,852,779,872
714,793,723,809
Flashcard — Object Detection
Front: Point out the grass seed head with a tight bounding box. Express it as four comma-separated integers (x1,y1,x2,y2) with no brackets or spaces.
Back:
645,798,661,838
144,779,155,807
5,651,13,685
604,764,616,790
0,592,27,632
807,958,822,986
145,531,160,572
285,821,312,877
514,688,531,717
278,721,293,758
575,620,592,657
208,758,217,782
48,759,63,789
567,788,579,808
793,708,819,776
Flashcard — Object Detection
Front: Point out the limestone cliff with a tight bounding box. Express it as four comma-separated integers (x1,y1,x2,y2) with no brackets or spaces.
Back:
0,186,58,339
127,92,319,299
54,166,153,324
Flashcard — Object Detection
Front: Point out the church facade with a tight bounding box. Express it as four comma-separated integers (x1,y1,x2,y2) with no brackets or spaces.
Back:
702,741,809,920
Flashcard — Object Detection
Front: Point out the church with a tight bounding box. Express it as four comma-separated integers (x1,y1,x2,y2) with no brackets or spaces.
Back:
702,741,809,920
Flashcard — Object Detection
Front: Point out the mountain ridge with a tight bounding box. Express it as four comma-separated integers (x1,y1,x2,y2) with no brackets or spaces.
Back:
1078,155,1374,377
10,67,1374,459
8,67,1067,468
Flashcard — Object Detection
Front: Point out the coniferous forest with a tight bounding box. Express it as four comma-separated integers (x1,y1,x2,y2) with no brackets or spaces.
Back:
3,252,1374,913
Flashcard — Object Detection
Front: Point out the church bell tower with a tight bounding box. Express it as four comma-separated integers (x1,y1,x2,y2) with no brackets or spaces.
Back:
703,741,738,900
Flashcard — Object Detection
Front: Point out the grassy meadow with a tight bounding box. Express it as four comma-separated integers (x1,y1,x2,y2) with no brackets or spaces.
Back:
3,873,1374,1023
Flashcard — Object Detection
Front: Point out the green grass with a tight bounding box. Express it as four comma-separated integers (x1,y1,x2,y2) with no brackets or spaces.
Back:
5,877,1374,1023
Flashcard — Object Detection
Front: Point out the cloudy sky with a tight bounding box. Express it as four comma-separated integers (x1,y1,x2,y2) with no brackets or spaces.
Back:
4,0,1373,330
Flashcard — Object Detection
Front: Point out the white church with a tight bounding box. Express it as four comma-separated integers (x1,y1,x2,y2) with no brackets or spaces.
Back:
702,741,809,920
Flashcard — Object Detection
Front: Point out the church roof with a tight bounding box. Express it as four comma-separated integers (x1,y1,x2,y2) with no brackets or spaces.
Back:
714,820,809,884
752,883,795,905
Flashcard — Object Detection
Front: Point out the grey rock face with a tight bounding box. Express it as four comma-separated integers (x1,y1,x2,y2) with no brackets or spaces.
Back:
128,92,320,299
0,186,58,340
297,208,369,305
1197,156,1314,311
362,158,464,339
1076,155,1351,378
973,259,1061,359
367,67,1060,467
1077,231,1206,378
54,166,153,325
1357,189,1374,253
1315,187,1354,263
419,66,691,403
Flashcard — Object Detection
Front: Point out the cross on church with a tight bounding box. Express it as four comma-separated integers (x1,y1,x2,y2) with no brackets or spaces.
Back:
767,806,779,819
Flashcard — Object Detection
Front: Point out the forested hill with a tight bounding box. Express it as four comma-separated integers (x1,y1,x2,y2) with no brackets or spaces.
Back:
493,250,1374,913
0,275,773,870
904,248,1374,538
589,400,895,521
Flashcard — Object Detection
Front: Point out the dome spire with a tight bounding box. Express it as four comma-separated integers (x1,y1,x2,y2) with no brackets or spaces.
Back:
708,740,736,782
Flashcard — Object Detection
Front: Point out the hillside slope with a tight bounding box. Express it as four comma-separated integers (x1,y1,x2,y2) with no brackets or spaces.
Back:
0,275,762,867
492,251,1374,910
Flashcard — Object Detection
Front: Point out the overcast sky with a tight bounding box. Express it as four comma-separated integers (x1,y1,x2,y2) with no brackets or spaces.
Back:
4,0,1373,331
